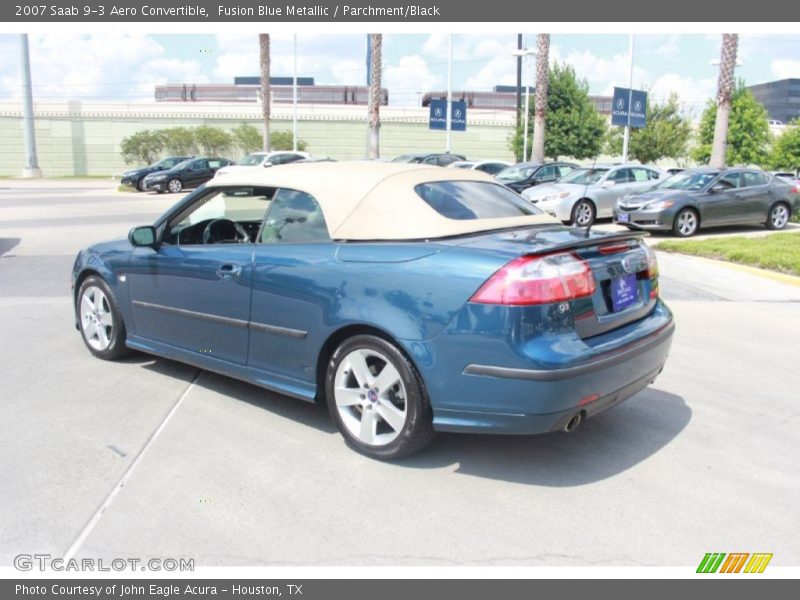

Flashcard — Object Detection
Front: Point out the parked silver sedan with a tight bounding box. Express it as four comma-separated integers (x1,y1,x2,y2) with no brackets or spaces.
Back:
522,164,665,226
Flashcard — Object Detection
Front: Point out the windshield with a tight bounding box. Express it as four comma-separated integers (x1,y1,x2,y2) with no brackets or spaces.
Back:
238,153,267,166
560,168,609,185
656,171,719,191
170,159,192,171
496,166,536,181
152,157,177,168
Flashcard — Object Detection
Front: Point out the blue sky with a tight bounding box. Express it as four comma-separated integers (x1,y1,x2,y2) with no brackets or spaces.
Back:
0,33,797,117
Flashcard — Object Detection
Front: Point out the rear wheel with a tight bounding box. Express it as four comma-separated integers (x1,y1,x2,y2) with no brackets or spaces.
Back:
571,199,595,226
766,202,790,230
325,335,435,460
167,178,183,194
673,208,699,237
77,276,130,360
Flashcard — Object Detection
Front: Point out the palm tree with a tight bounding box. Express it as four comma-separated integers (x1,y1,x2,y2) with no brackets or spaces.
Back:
259,34,271,152
709,33,738,169
531,34,550,163
368,34,383,159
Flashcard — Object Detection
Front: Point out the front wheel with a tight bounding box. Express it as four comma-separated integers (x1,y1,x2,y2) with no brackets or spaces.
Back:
77,276,131,360
766,203,790,230
325,335,435,460
571,199,595,227
672,208,699,237
167,178,183,194
137,177,148,192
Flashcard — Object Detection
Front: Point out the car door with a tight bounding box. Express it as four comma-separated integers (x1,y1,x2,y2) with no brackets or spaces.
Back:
699,171,742,226
206,159,227,180
184,159,210,188
248,188,336,384
594,168,632,217
532,165,559,187
737,171,773,223
630,167,659,195
127,186,274,365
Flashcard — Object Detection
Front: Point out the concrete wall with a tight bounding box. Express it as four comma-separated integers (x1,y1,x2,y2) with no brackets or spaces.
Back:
0,101,517,177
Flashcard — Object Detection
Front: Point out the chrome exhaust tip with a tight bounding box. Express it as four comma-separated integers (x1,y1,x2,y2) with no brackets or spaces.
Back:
564,412,584,433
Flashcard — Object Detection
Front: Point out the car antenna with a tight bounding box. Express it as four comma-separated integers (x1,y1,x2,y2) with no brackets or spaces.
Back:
582,154,599,237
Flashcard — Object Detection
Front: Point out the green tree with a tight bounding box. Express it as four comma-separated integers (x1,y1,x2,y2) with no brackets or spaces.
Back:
768,120,800,171
692,84,771,166
192,125,233,156
604,93,692,163
119,130,165,165
511,62,606,161
231,123,262,155
270,130,308,152
161,127,197,155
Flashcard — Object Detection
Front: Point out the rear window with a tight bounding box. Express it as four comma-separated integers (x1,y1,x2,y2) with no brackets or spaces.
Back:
414,181,542,220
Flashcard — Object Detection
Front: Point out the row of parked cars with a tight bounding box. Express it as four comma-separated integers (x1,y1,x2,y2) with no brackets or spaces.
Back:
122,151,799,238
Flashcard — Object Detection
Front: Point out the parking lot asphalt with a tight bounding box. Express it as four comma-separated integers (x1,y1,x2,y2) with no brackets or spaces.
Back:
1,180,799,567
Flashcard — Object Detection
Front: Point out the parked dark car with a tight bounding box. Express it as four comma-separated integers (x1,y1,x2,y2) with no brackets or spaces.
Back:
71,162,673,459
614,168,800,237
143,157,234,193
392,152,467,167
120,156,193,192
495,161,579,193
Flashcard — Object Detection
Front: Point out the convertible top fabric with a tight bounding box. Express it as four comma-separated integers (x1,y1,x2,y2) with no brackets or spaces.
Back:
207,161,558,240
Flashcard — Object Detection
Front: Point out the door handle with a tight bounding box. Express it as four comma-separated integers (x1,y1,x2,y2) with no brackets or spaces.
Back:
217,264,242,279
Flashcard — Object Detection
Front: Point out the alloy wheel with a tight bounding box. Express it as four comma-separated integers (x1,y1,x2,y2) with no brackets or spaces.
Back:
574,201,594,226
677,210,698,236
333,348,408,446
168,179,182,193
80,285,114,351
770,204,789,229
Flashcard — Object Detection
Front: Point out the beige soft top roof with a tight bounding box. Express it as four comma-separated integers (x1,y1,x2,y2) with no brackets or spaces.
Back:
206,161,558,240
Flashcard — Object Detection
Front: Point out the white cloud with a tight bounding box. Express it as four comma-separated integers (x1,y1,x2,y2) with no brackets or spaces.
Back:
771,59,800,80
655,35,682,59
551,46,649,96
384,55,440,107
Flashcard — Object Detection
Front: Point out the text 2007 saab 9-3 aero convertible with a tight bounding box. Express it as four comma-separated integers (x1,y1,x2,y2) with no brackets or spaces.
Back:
72,162,674,459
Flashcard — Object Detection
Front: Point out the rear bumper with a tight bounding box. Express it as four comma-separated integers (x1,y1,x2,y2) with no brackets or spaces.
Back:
420,301,675,434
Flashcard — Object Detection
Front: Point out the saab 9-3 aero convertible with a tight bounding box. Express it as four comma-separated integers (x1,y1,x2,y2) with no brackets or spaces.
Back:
72,162,674,459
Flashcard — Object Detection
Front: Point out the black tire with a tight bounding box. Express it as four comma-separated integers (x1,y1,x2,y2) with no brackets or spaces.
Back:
76,275,131,360
167,178,183,194
766,202,790,230
570,199,595,226
137,177,148,192
325,334,436,460
672,208,699,237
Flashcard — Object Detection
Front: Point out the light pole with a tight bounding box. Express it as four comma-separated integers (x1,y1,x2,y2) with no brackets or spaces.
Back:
292,34,298,152
621,34,635,163
512,47,535,162
446,34,453,153
19,34,41,178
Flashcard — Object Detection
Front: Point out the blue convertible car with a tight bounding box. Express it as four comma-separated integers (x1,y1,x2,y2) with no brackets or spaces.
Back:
72,162,674,459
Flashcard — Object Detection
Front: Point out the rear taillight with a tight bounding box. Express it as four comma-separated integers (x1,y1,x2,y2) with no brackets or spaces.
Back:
470,252,596,305
643,243,659,278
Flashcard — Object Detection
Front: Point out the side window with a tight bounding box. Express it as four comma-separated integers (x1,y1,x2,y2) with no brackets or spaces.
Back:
208,159,223,169
648,169,661,180
609,169,631,183
556,165,575,178
260,189,330,244
165,187,275,246
743,172,769,187
422,156,438,165
536,165,558,180
164,158,178,168
631,168,651,182
191,159,208,171
718,172,741,189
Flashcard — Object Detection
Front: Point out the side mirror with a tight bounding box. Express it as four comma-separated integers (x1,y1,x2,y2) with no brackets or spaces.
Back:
710,184,727,194
129,225,157,248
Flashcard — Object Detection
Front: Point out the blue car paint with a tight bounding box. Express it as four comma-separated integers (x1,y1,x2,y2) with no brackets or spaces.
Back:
72,202,674,435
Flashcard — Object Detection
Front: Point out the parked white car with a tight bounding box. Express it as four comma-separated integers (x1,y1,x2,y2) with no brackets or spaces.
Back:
215,151,311,177
522,164,666,226
448,160,512,176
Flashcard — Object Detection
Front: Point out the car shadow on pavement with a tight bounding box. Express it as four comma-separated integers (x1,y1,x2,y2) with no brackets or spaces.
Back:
0,237,20,256
397,387,691,486
130,357,689,482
